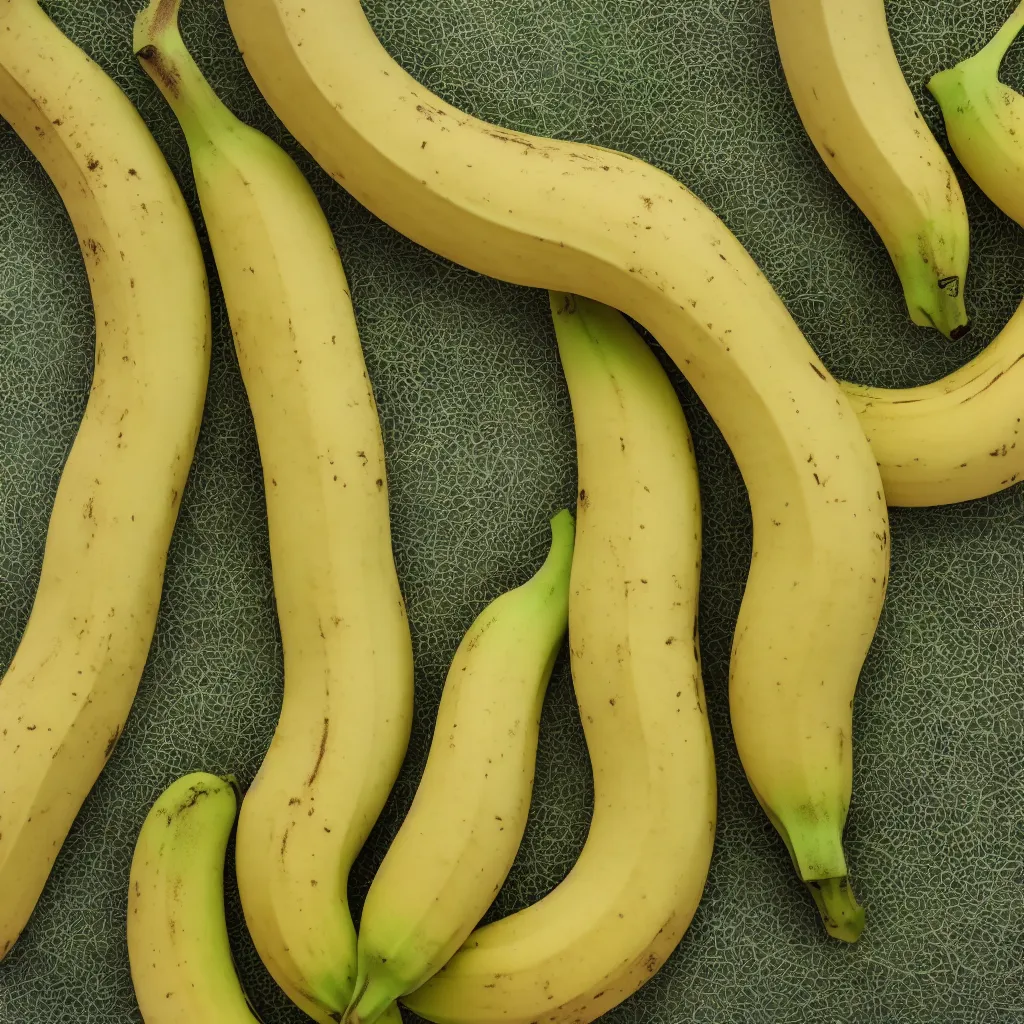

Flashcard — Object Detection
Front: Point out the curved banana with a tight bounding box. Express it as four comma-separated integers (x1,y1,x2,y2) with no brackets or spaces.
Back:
128,773,259,1024
225,0,886,937
0,0,209,959
928,1,1024,229
134,2,412,1019
843,297,1024,507
347,510,574,1024
769,0,971,339
840,5,1024,509
404,295,717,1024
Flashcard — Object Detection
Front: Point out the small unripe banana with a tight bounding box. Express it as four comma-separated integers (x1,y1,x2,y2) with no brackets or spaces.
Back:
128,773,259,1024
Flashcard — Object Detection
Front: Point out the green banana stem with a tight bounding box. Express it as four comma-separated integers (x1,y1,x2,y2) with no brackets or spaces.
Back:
134,0,238,147
532,508,576,599
929,0,1024,98
973,0,1024,75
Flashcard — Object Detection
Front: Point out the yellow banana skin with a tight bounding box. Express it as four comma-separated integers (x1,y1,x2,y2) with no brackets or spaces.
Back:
769,0,971,339
840,5,1024,509
405,295,717,1024
348,511,574,1024
843,311,1024,507
134,2,412,1019
0,0,210,959
928,2,1024,231
128,773,259,1024
225,0,887,937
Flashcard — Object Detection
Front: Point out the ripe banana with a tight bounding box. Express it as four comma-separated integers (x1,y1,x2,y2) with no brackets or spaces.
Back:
843,295,1024,507
225,0,887,937
128,773,259,1024
839,5,1024,509
0,0,209,959
347,510,574,1024
404,294,717,1024
134,2,412,1019
769,0,971,339
928,1,1024,229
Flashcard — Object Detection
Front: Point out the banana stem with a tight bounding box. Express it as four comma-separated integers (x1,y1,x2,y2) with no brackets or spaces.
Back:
533,509,576,595
965,1,1024,77
134,0,238,147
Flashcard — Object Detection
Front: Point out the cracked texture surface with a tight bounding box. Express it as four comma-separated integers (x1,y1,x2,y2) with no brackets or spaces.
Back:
1,0,1023,1021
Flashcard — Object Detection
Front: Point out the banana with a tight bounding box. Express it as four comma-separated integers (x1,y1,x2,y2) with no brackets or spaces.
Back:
404,294,716,1024
347,510,574,1024
838,5,1024,509
769,0,971,339
928,1,1024,229
225,0,887,937
134,2,412,1019
0,0,209,958
128,773,259,1024
843,295,1024,508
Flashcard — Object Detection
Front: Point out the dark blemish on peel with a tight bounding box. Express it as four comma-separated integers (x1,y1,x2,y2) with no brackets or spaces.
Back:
104,725,121,758
307,717,329,785
135,45,181,98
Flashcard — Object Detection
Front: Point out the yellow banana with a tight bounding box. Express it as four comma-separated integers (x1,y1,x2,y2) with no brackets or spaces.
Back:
769,0,971,339
842,313,1024,507
347,510,574,1024
928,2,1024,230
0,0,209,959
839,5,1024,509
404,294,716,1024
128,773,259,1024
225,0,887,937
134,2,412,1019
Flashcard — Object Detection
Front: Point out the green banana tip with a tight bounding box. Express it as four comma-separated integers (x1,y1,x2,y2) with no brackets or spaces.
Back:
806,875,865,943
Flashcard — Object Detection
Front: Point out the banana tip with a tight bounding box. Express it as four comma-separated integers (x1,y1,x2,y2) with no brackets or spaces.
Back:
807,875,865,943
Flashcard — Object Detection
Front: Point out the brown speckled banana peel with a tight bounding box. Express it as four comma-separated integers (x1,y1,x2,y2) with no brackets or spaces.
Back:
769,0,970,339
134,2,412,1020
0,0,209,960
403,295,717,1024
128,774,260,1024
840,5,1024,509
226,0,887,940
225,0,886,942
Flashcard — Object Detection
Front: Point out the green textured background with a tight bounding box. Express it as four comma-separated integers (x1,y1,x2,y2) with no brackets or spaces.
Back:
1,0,1023,1020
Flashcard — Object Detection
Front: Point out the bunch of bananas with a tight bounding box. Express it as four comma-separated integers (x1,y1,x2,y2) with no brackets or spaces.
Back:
0,0,1020,1021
